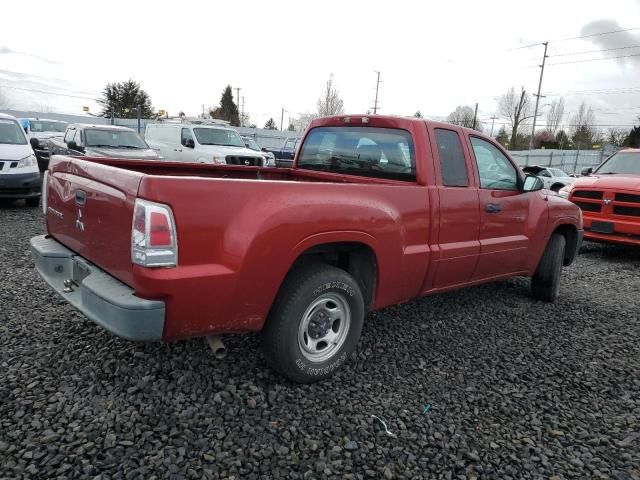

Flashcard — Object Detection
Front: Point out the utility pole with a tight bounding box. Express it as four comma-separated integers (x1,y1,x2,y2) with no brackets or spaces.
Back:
372,71,381,114
489,115,498,136
235,87,241,125
241,96,245,127
202,104,205,118
136,104,141,134
529,41,549,150
280,107,285,131
472,103,479,130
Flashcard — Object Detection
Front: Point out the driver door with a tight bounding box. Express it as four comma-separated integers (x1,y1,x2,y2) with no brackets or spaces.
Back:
177,128,197,162
468,136,532,279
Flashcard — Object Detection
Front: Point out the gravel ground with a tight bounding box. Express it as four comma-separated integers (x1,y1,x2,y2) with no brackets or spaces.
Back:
1,200,639,480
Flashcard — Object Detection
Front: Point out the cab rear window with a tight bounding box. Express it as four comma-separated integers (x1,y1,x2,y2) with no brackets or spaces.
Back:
297,126,416,181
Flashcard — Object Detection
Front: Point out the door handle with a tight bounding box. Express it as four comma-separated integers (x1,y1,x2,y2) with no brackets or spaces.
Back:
174,148,182,152
485,203,502,213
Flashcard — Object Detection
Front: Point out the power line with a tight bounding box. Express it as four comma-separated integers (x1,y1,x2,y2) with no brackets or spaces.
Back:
547,53,640,66
553,26,640,43
548,44,640,57
0,84,98,100
544,87,640,96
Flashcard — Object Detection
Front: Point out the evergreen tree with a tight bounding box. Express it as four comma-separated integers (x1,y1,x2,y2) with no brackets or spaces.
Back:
623,125,640,147
264,118,278,130
98,79,155,118
495,126,509,147
210,85,240,126
287,123,296,132
413,111,423,118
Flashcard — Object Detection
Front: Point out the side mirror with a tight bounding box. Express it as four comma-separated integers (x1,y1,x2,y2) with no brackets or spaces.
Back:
523,174,544,192
184,138,195,148
29,137,40,149
581,167,593,176
67,140,78,150
261,147,267,152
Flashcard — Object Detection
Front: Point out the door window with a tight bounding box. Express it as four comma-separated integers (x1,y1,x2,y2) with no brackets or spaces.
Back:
73,130,82,146
435,129,468,187
470,137,519,190
181,128,194,147
64,128,76,143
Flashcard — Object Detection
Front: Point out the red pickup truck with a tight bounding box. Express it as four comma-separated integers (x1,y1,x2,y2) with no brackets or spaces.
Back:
31,115,583,383
560,149,640,246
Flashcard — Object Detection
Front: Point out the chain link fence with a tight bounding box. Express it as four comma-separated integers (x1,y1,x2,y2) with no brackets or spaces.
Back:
509,149,608,175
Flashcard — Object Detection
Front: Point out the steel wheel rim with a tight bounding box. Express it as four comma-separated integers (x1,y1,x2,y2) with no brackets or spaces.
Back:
298,292,351,363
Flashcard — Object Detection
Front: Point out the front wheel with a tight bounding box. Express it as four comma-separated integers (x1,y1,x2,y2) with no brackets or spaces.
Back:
531,233,566,302
261,264,365,383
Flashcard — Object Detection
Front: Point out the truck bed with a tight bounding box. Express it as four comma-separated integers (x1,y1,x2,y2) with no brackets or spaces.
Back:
44,155,431,340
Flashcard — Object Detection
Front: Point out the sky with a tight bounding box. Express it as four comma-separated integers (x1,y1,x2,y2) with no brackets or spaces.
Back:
1,0,640,133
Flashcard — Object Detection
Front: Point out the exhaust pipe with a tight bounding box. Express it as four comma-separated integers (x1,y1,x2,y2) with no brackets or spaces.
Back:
206,335,227,360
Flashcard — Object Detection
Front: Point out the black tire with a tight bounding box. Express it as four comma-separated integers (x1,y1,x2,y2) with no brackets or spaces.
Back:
26,197,40,208
261,264,365,383
531,233,566,302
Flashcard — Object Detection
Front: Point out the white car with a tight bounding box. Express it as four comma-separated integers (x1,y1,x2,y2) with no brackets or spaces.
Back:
145,122,272,166
522,166,576,192
20,118,68,171
0,113,41,207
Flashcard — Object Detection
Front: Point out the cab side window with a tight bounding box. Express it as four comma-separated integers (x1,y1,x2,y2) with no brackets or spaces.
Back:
181,128,194,147
470,137,519,190
435,129,468,187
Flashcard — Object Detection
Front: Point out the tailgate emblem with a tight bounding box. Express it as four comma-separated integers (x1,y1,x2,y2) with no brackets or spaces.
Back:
75,209,85,231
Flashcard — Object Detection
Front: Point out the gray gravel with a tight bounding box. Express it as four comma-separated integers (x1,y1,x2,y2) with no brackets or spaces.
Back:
1,199,639,480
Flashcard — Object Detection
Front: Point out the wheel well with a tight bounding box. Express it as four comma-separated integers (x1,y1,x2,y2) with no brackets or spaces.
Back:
553,224,579,266
291,242,377,308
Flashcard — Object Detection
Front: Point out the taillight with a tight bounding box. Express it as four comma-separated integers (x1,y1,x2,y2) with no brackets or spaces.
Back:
131,199,178,267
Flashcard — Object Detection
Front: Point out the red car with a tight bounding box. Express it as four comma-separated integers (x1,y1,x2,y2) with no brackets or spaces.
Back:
32,115,583,383
560,149,640,246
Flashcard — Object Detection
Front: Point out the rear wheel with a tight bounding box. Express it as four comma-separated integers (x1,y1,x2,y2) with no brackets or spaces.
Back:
531,233,566,302
261,264,364,383
26,197,40,208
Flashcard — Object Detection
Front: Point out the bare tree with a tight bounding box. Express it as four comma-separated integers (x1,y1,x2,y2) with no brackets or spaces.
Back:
317,75,344,116
545,97,565,136
447,105,475,128
498,87,532,149
294,112,320,132
0,87,12,109
570,102,598,149
607,128,627,147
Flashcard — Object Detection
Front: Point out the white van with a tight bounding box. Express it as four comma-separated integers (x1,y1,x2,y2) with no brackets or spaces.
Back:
145,122,274,166
0,113,41,207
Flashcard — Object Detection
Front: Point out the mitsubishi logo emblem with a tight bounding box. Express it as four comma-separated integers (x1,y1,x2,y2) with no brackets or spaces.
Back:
603,198,612,206
75,209,85,231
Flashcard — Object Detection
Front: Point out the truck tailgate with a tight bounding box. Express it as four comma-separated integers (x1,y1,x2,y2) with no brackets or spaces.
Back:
46,156,143,286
